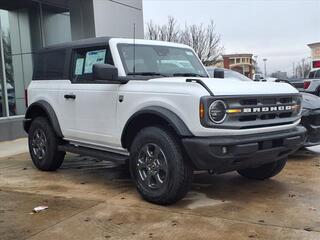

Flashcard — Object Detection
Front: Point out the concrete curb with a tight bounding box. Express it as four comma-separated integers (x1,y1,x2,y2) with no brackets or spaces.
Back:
0,138,28,158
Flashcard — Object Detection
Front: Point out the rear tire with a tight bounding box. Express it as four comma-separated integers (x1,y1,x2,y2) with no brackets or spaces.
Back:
129,126,193,205
28,117,65,171
237,158,287,180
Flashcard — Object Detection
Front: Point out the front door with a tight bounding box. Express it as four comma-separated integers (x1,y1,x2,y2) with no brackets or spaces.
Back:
59,46,120,149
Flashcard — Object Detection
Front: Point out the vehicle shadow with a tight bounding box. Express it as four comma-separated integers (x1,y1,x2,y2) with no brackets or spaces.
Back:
61,154,287,207
60,154,131,180
52,149,317,209
189,171,288,203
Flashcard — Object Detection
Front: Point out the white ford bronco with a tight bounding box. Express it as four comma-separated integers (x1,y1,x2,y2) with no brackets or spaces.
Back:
24,37,305,205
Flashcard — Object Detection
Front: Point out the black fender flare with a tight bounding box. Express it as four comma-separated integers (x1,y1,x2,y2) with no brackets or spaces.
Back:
24,100,63,137
121,106,193,148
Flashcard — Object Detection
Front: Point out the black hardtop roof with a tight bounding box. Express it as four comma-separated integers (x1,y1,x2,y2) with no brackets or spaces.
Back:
38,36,114,53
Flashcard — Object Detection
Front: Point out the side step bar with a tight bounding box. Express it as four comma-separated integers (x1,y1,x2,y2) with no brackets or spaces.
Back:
58,144,128,164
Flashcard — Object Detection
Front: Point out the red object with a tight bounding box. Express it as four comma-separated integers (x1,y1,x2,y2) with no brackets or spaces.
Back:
313,60,320,69
304,81,311,89
25,89,28,108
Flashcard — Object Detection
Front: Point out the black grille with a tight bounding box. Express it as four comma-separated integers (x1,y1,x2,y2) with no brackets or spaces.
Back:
238,96,293,107
260,98,276,105
261,113,277,120
201,94,301,130
240,99,257,105
279,97,292,104
219,94,301,129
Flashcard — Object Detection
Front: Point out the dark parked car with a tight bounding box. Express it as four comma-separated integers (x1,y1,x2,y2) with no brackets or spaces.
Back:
300,92,320,146
274,78,304,91
270,79,320,146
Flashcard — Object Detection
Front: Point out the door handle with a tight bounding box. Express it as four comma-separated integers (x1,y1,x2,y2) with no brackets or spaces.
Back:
64,94,76,100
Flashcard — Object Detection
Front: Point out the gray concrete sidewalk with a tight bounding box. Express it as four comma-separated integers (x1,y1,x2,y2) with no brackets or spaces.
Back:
0,138,28,158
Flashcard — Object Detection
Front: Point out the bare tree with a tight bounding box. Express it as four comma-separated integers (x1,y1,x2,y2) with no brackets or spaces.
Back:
146,16,180,42
295,61,311,78
146,20,160,40
0,31,14,86
145,17,223,65
3,34,13,85
180,21,223,65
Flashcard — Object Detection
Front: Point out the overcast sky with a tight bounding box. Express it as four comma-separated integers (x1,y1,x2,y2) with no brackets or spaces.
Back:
143,0,320,76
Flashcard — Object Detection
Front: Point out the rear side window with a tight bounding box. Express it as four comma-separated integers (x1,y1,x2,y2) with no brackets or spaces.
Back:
316,70,320,78
33,49,66,80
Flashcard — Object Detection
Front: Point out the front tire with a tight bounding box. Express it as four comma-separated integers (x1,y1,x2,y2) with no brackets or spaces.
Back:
237,158,287,180
28,117,65,171
130,126,193,205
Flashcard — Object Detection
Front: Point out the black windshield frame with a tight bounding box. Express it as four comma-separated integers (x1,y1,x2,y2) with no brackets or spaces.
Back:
117,43,208,78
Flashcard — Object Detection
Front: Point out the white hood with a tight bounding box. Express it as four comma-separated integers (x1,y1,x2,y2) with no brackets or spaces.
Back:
149,77,298,96
201,78,298,95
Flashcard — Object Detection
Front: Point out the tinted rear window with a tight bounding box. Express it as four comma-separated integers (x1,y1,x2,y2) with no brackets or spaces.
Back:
33,49,67,80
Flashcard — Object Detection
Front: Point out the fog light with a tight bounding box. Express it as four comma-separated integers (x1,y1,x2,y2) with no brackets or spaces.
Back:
222,146,228,154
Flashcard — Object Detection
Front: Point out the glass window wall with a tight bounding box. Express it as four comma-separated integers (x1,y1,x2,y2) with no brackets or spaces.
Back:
0,4,71,119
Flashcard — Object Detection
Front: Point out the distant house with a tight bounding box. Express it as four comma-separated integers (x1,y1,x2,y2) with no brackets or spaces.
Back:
308,42,320,69
209,53,256,79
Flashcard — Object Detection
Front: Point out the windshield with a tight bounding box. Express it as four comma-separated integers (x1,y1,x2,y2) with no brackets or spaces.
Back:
117,44,208,77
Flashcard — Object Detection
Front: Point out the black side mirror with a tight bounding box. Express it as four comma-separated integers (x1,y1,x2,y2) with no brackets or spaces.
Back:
93,64,121,82
214,69,224,78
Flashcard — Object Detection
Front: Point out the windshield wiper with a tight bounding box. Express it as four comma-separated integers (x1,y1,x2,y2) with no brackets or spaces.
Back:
127,72,168,77
173,73,207,77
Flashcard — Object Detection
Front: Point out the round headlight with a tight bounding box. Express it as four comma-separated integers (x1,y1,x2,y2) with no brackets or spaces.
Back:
209,100,227,124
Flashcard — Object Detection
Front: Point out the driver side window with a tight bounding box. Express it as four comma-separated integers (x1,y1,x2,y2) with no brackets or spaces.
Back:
73,49,106,80
72,47,107,82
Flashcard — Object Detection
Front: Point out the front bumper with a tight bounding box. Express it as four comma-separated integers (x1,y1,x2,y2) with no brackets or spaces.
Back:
301,109,320,146
182,126,306,173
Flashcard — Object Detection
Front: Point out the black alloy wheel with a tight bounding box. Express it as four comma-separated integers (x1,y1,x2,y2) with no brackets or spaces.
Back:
31,128,48,161
137,143,168,189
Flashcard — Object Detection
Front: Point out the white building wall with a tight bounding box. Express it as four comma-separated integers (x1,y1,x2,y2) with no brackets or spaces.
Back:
70,0,143,40
94,0,144,39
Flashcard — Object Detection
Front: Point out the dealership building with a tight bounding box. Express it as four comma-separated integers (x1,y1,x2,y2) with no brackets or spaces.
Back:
0,0,144,141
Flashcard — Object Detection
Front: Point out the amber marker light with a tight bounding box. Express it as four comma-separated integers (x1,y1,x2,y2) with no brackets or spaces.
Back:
291,104,302,114
200,102,205,119
226,109,242,114
291,105,299,110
